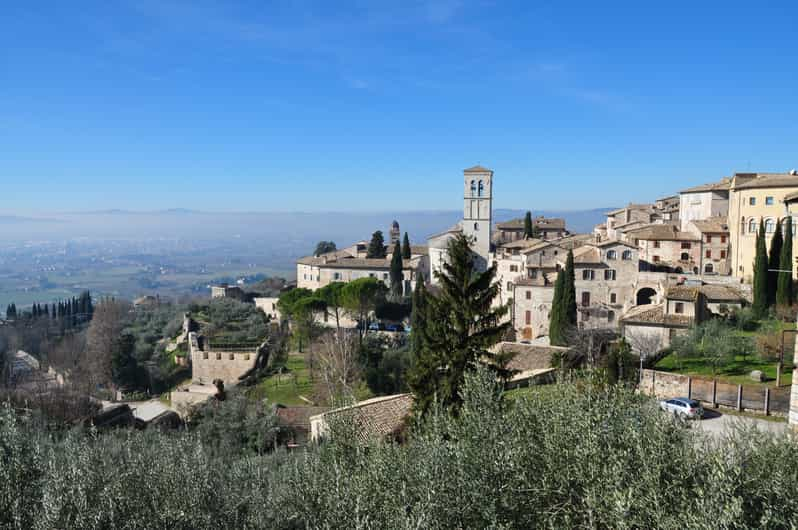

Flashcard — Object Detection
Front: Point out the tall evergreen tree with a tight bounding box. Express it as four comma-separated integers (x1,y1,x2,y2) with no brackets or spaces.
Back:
402,232,412,259
549,271,567,346
410,273,427,356
390,241,404,300
563,249,577,325
768,219,783,305
408,234,511,415
778,217,794,306
523,211,534,239
753,220,769,318
366,230,387,259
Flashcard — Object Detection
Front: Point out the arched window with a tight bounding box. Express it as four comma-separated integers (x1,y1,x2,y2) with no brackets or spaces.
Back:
474,222,479,230
622,250,633,260
680,252,689,261
748,218,758,233
606,250,617,260
704,263,714,273
478,180,484,197
470,180,476,196
765,218,776,233
740,217,746,235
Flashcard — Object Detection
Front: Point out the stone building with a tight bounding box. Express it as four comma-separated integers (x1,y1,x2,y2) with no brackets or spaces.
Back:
512,277,556,341
389,220,401,246
685,218,731,275
678,178,730,232
728,170,798,281
625,224,701,273
188,332,263,385
210,284,248,302
495,216,568,243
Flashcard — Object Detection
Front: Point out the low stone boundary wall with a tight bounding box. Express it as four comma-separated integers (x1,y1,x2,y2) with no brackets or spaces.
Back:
640,369,787,417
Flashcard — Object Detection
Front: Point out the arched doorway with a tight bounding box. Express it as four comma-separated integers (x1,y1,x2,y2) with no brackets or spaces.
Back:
636,287,657,305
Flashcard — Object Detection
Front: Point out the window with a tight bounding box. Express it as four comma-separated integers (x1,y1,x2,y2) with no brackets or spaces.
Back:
705,250,712,259
607,310,615,322
203,352,208,360
229,353,235,360
720,250,726,259
474,222,479,230
581,292,591,306
748,218,757,233
507,282,513,291
622,250,633,260
610,293,617,304
721,235,726,243
245,353,250,361
528,270,538,279
765,218,776,233
334,272,341,280
526,291,531,300
525,311,531,325
383,273,388,280
706,235,712,243
681,242,691,249
606,250,617,260
704,263,714,273
582,269,595,280
369,273,375,278
653,255,660,262
680,252,689,261
470,180,476,196
604,269,616,281
216,353,221,360
674,302,684,314
478,180,484,197
653,241,661,248
766,196,774,205
749,197,756,206
582,311,590,322
510,265,518,272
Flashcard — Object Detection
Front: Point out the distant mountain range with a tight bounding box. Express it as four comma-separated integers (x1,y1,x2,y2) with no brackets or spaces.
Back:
0,208,613,244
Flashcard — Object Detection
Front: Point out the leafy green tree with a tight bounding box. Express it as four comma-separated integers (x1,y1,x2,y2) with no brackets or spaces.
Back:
277,288,325,352
768,218,783,305
671,319,753,376
366,230,387,258
753,219,769,318
548,271,567,346
523,211,534,239
314,241,337,256
389,241,404,300
316,282,346,332
111,332,144,390
778,216,794,306
408,233,511,415
191,391,279,456
341,277,387,344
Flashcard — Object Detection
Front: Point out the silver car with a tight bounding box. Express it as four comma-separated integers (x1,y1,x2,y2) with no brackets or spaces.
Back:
660,398,704,419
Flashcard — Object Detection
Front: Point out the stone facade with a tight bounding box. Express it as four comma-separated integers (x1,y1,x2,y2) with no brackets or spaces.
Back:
461,165,493,270
678,179,730,232
188,332,261,385
512,280,555,341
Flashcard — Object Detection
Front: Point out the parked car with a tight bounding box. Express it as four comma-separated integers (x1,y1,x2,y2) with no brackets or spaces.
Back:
385,323,405,333
659,398,704,419
368,321,386,331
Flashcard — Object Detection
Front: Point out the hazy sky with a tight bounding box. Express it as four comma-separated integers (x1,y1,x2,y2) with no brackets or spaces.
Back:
3,1,797,213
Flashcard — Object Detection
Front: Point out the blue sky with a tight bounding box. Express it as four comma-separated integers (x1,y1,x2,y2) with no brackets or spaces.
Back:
2,1,797,213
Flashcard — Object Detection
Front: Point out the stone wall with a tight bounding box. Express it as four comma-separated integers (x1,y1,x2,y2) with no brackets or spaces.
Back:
641,369,787,416
188,332,260,385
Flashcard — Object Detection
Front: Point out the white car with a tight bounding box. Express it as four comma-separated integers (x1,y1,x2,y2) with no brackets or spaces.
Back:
659,398,704,420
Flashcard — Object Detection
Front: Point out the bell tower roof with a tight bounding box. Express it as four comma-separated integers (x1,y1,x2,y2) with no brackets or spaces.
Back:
464,165,493,174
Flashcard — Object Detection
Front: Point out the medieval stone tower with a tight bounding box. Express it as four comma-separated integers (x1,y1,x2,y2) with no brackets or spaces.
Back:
462,165,493,269
389,220,401,246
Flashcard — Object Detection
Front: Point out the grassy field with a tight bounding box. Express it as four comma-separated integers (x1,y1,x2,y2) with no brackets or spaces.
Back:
248,355,316,406
655,319,795,388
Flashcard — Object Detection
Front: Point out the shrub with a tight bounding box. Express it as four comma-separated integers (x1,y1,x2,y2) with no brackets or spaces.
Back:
728,306,758,331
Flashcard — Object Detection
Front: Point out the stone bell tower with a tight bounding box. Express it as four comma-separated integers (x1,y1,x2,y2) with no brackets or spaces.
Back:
461,165,493,270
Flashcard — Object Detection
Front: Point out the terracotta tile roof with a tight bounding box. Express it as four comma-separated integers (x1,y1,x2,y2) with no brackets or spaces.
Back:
496,342,567,372
464,165,493,173
628,224,698,241
732,172,798,190
690,218,729,234
496,217,566,231
666,285,701,301
410,245,429,255
606,204,654,216
784,191,798,203
312,394,413,443
321,258,419,270
276,406,330,429
498,237,545,249
699,284,745,302
621,304,693,327
428,222,463,240
680,178,731,193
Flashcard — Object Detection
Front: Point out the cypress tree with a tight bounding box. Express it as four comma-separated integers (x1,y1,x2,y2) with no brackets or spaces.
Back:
366,230,387,259
389,241,404,300
408,234,511,415
753,220,769,318
563,249,577,325
523,211,534,239
778,217,794,306
768,219,783,305
402,232,412,259
549,271,570,346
